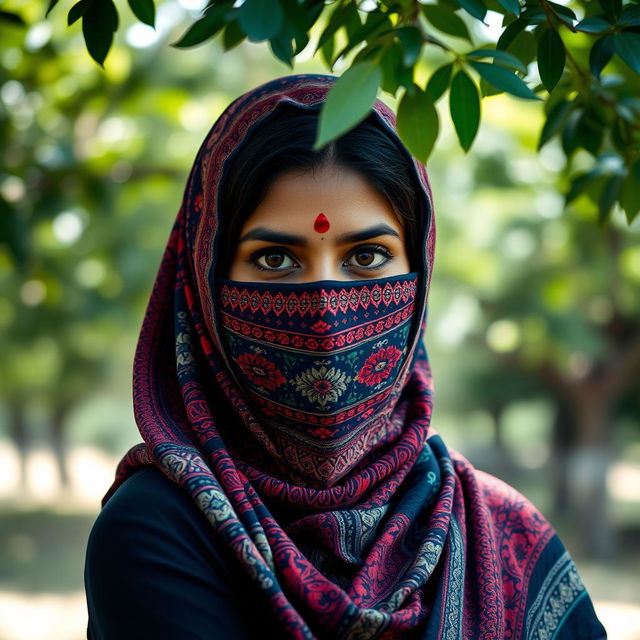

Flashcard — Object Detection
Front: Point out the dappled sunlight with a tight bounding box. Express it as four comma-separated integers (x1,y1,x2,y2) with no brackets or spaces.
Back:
0,440,21,497
0,591,86,640
608,461,640,503
0,441,117,509
595,603,640,640
0,590,637,640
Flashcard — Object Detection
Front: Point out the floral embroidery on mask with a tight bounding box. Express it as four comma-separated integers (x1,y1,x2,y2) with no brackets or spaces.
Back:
237,352,287,390
292,366,352,406
355,345,403,387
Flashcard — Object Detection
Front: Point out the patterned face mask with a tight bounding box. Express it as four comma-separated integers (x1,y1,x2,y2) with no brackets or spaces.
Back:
215,272,419,486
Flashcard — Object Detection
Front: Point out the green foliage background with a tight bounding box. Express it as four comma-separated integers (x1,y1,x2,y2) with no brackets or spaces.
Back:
0,1,639,625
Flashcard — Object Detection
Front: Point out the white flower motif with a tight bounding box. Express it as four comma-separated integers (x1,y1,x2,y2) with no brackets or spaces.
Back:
292,365,351,407
176,331,195,366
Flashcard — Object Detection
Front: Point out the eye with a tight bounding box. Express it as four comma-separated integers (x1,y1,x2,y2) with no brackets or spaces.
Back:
344,244,393,270
251,248,299,271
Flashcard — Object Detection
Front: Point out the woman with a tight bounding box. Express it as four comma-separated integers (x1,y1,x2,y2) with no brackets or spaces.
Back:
84,73,606,639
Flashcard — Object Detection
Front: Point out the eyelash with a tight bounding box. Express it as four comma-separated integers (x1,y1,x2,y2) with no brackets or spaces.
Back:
249,244,395,272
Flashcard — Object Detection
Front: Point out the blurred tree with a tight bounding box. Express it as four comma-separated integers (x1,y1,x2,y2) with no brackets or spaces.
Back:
430,129,640,557
0,5,286,487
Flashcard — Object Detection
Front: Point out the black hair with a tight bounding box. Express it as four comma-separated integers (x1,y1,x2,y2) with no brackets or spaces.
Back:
215,101,423,278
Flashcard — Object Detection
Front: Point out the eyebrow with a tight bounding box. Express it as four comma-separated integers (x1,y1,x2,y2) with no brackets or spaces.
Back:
238,224,400,246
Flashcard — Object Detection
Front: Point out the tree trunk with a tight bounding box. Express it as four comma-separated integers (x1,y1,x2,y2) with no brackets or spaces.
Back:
50,399,73,488
8,397,29,491
565,400,615,560
489,404,506,454
550,400,573,515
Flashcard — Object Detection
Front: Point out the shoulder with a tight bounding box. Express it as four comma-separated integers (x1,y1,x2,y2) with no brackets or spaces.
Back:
84,466,277,639
86,465,236,574
90,465,200,527
449,456,606,639
476,468,551,526
449,449,554,541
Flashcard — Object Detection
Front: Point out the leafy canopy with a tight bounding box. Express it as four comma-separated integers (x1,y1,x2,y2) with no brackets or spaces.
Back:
4,0,640,226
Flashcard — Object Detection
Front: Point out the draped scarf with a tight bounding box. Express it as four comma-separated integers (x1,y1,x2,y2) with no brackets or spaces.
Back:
101,73,605,640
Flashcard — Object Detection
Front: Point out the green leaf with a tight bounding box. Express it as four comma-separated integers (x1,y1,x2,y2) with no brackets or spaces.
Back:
561,109,582,157
495,0,520,17
575,110,604,157
396,26,423,67
353,42,385,66
508,29,537,68
316,2,353,50
546,2,577,22
0,9,26,25
344,3,363,40
397,85,439,163
479,78,502,98
238,0,283,41
269,0,309,60
222,20,245,51
68,0,91,26
269,30,294,67
449,69,480,151
82,0,119,67
336,2,362,43
332,10,391,62
610,114,628,154
613,32,640,73
128,0,154,27
519,6,546,24
497,16,526,50
314,62,382,150
467,48,527,73
537,99,572,150
0,197,28,270
421,4,472,41
620,159,640,223
293,32,309,56
617,96,640,120
279,0,318,40
598,0,622,21
619,5,640,27
565,171,595,205
451,0,487,22
426,63,454,102
589,35,614,77
537,28,565,93
46,0,60,18
574,17,612,34
598,174,622,224
171,4,230,47
469,61,541,100
320,33,336,69
380,43,403,94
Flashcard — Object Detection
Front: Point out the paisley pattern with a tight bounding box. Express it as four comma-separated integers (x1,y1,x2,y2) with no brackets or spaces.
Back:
100,74,606,639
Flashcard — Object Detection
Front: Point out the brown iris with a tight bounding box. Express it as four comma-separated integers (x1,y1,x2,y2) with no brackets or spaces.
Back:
354,250,375,266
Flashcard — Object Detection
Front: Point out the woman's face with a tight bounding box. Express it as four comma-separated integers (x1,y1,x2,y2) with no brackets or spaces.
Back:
226,165,411,282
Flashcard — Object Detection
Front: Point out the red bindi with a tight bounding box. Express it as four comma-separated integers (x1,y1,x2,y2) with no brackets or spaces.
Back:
313,213,330,233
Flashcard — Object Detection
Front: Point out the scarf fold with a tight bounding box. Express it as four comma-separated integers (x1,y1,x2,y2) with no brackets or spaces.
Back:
102,74,605,640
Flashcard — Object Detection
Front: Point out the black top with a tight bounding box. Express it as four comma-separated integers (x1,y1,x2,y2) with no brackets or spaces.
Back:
83,466,280,639
84,465,605,640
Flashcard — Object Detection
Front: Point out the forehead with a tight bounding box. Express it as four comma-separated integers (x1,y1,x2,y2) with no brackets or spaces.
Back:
242,166,404,233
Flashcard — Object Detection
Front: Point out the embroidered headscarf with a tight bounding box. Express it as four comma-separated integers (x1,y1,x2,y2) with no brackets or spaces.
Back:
102,74,606,640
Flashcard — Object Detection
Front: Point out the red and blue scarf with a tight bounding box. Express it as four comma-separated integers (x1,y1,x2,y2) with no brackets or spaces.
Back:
102,74,606,639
